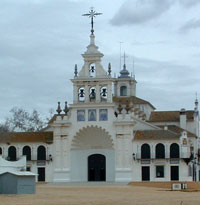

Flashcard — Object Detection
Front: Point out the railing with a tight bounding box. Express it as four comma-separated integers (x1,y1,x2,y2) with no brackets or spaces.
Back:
6,155,53,162
27,155,53,162
136,152,191,160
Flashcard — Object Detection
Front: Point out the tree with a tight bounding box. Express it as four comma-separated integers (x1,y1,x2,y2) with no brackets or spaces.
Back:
1,107,54,132
0,122,10,132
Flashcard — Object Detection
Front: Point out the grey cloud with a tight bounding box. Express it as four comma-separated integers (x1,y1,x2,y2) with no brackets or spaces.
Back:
180,18,200,32
110,0,173,26
179,0,200,8
102,53,200,111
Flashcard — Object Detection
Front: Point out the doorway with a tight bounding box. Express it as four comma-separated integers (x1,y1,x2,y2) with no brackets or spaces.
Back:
38,167,45,182
88,154,106,181
142,166,150,181
171,166,179,181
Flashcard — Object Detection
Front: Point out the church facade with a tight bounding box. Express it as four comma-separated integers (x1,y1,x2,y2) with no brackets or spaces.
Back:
0,20,199,183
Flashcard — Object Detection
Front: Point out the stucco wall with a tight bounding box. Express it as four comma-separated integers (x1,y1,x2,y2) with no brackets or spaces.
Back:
70,149,115,182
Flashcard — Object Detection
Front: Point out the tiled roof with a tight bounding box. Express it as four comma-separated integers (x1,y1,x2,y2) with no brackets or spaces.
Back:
134,130,178,140
158,125,197,138
113,96,155,109
0,132,53,144
148,110,194,122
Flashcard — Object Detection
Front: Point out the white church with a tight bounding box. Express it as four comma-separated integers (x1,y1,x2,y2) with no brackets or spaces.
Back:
0,9,199,183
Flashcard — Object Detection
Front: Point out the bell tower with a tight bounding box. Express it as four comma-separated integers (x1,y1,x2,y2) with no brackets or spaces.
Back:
71,8,113,105
114,53,137,97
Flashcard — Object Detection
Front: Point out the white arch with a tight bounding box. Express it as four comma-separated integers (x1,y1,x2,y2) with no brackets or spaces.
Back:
71,125,114,150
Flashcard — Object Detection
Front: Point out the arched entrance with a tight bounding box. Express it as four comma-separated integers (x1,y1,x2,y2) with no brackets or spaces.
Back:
70,126,115,182
88,154,106,181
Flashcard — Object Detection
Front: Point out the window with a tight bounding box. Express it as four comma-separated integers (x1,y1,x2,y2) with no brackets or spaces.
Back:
8,146,17,161
37,145,46,160
170,143,180,158
0,147,2,155
23,146,31,161
77,110,85,121
120,86,127,96
26,167,31,171
155,143,165,159
88,109,96,121
99,109,108,121
141,144,151,159
156,166,164,178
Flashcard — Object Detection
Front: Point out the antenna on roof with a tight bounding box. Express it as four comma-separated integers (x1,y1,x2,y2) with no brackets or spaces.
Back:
119,42,123,72
132,56,135,79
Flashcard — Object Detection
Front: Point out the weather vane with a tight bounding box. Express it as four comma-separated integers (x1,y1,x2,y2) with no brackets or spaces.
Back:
82,7,102,35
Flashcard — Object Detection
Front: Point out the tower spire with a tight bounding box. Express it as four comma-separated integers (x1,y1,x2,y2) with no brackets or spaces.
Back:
122,52,128,70
82,7,102,35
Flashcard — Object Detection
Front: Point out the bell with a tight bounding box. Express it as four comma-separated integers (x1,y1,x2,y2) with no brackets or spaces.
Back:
90,89,96,99
102,88,107,97
91,66,95,73
79,89,84,97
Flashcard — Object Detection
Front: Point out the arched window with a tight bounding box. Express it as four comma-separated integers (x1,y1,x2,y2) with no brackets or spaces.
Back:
120,86,127,96
23,146,31,161
155,143,165,159
8,146,17,161
170,143,180,158
141,144,151,159
0,147,2,155
37,145,46,160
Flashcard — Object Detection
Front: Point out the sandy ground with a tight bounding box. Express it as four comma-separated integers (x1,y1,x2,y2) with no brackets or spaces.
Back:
1,183,200,205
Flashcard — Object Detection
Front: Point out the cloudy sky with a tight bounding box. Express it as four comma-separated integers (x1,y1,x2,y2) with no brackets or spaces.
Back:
0,0,200,122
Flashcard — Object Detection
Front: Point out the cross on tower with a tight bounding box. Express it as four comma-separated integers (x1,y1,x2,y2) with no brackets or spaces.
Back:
82,7,102,35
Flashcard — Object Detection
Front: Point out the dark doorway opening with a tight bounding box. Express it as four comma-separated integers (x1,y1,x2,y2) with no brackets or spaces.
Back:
8,146,17,161
38,167,45,182
37,146,46,160
88,154,106,181
142,166,150,181
171,166,179,181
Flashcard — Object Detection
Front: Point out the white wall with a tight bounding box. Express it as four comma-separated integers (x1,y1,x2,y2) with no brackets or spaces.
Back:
70,149,115,182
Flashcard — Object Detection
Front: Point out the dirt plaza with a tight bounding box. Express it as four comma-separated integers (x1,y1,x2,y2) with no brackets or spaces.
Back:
1,183,200,205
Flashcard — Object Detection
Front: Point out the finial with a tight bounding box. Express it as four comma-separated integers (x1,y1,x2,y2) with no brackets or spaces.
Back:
82,7,102,35
74,64,78,77
108,63,111,76
56,102,62,115
64,101,69,115
122,52,128,69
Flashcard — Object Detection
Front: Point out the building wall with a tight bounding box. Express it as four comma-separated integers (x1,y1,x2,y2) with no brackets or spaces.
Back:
0,173,17,194
70,149,115,182
0,143,54,182
17,176,35,194
132,139,193,181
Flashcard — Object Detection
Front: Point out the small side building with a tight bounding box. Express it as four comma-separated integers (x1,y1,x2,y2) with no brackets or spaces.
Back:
0,171,36,194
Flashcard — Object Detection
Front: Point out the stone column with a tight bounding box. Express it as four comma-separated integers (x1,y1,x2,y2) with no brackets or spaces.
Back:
85,84,89,103
96,83,100,102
